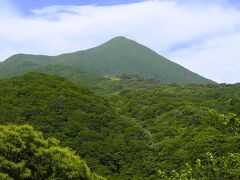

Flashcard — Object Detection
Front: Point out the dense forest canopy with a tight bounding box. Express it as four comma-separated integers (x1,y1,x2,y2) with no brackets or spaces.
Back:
0,72,239,179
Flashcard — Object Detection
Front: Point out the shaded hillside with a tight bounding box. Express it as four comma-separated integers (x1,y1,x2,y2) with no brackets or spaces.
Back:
0,58,106,86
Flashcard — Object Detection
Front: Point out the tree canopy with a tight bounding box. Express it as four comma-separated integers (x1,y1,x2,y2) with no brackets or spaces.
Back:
0,124,105,180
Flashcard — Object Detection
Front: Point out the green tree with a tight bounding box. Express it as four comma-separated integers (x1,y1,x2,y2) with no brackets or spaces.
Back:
158,152,240,179
0,124,105,180
210,109,240,135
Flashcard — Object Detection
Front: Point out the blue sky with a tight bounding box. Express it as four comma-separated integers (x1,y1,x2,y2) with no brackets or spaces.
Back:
10,0,240,8
9,0,144,14
9,0,240,15
1,0,240,83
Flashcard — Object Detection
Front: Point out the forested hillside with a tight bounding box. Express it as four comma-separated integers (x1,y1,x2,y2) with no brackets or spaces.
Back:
0,72,239,179
0,73,156,179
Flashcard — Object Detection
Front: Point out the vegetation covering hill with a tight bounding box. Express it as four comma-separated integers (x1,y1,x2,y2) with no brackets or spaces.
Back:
0,73,156,179
0,72,239,179
0,36,214,84
0,57,105,86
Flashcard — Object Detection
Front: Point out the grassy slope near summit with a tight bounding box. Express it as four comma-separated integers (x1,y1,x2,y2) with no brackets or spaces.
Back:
0,37,214,84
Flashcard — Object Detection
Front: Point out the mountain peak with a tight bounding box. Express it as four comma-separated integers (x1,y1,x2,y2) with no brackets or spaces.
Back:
106,36,132,44
111,36,129,40
100,36,140,49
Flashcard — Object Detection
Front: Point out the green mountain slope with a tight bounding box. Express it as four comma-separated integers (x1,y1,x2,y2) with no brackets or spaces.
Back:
0,36,214,84
0,54,51,77
0,57,105,86
55,36,214,84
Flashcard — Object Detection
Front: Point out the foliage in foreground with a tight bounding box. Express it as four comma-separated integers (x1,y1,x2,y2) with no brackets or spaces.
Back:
0,124,105,180
157,110,240,179
158,152,240,179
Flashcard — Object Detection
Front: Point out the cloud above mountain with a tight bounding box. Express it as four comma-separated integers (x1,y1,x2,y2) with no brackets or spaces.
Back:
1,0,240,83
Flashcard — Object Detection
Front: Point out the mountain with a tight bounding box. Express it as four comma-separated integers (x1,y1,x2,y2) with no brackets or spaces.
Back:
0,36,214,84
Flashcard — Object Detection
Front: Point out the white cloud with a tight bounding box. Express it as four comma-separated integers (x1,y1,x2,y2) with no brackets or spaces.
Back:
0,0,240,83
169,33,240,83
